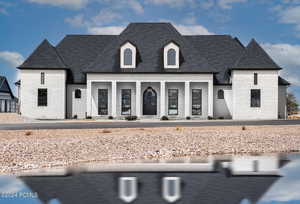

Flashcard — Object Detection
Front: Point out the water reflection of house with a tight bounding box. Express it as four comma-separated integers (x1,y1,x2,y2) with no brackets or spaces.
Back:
20,155,287,204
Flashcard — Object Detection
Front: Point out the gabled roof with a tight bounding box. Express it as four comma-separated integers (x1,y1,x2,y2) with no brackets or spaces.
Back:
19,40,67,69
232,39,281,70
278,76,290,86
0,76,14,98
84,23,214,74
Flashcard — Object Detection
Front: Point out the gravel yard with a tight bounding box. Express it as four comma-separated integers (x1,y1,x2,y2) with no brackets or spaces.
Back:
0,125,300,174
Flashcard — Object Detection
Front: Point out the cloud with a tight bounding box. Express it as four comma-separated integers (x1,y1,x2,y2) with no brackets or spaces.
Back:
217,0,248,9
262,43,300,85
127,0,144,14
65,14,87,27
88,26,125,35
27,0,88,9
174,24,214,35
275,4,300,36
145,0,196,8
0,51,24,68
0,7,7,15
91,9,122,26
0,177,24,194
101,0,144,14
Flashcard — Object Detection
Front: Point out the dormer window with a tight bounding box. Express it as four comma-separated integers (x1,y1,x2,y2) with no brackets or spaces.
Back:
121,42,136,68
164,42,179,69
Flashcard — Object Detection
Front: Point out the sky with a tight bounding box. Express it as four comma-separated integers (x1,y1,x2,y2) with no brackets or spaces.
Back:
0,0,300,103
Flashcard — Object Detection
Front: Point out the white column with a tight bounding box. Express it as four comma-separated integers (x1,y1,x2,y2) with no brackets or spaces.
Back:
184,81,190,117
86,80,92,117
160,81,166,117
136,81,141,117
111,81,117,117
208,80,214,117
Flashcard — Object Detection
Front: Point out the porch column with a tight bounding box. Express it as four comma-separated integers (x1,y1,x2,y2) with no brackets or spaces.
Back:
208,80,213,117
136,81,141,117
184,81,190,117
86,80,92,117
111,80,117,117
160,81,166,117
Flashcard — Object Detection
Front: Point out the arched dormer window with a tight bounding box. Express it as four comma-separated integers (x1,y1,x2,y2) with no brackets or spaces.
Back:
164,42,179,69
217,89,224,99
121,42,136,68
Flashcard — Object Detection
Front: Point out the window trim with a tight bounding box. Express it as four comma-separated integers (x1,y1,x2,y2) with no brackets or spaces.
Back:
217,89,224,99
164,42,180,69
121,89,131,115
37,88,47,107
120,42,136,69
119,177,138,203
168,89,178,115
250,89,261,108
192,89,202,116
162,177,181,203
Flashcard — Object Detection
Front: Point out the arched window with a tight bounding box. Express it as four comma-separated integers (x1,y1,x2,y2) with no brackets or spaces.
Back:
167,49,176,66
217,89,224,99
75,89,81,99
124,48,133,66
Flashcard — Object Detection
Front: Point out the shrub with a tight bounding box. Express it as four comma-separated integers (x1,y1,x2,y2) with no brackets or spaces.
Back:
186,116,191,120
86,116,92,119
242,126,246,131
160,116,169,121
207,116,214,120
108,116,114,120
25,131,32,136
73,115,78,119
125,116,138,121
218,116,224,120
102,129,111,133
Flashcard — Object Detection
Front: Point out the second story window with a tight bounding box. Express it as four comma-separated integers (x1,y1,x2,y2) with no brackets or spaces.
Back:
75,89,81,99
254,73,258,85
121,42,136,68
217,89,224,99
41,72,45,85
164,42,179,69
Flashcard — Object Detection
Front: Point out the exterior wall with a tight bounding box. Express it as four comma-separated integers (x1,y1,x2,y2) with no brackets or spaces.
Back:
190,82,208,119
0,92,14,113
214,86,232,119
232,70,279,120
20,69,66,119
278,85,287,119
117,82,136,116
67,84,87,119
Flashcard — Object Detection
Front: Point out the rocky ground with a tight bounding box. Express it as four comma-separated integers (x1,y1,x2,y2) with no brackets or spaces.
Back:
0,125,300,174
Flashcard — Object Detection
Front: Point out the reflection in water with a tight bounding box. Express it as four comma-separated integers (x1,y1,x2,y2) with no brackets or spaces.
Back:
0,154,299,204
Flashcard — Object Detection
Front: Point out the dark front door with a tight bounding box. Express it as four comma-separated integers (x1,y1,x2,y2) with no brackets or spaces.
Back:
98,89,108,115
143,87,157,115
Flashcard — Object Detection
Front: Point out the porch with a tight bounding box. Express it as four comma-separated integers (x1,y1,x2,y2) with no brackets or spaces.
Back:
86,78,214,119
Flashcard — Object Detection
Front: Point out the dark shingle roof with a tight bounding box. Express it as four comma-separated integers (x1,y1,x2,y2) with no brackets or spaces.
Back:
56,35,117,83
0,76,14,98
84,23,214,74
232,39,281,70
19,39,67,69
279,76,290,86
18,23,288,85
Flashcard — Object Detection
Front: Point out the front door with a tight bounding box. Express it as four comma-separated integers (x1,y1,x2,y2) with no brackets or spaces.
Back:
98,89,108,115
143,87,157,115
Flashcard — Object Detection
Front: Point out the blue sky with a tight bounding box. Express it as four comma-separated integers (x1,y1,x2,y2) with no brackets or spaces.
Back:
0,0,300,102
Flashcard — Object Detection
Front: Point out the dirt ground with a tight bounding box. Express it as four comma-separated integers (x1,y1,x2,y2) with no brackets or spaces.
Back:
0,125,300,174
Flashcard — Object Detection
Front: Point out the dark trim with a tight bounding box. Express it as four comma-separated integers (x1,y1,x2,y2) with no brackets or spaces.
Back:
230,68,282,71
84,72,218,74
214,83,232,86
17,67,68,70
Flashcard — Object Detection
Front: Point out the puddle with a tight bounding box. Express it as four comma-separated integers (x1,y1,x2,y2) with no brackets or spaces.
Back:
0,154,299,204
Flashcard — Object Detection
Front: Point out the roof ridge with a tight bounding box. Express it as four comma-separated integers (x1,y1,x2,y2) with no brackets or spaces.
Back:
65,34,118,37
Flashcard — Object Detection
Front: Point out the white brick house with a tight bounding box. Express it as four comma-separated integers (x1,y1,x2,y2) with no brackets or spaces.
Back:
18,23,289,120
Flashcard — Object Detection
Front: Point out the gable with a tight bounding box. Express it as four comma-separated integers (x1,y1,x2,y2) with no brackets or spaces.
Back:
0,76,14,98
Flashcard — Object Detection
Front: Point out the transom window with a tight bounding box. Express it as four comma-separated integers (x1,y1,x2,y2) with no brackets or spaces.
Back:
168,89,178,115
251,89,261,107
217,89,224,99
121,89,131,115
192,89,202,115
38,88,47,106
124,48,133,66
75,89,81,99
